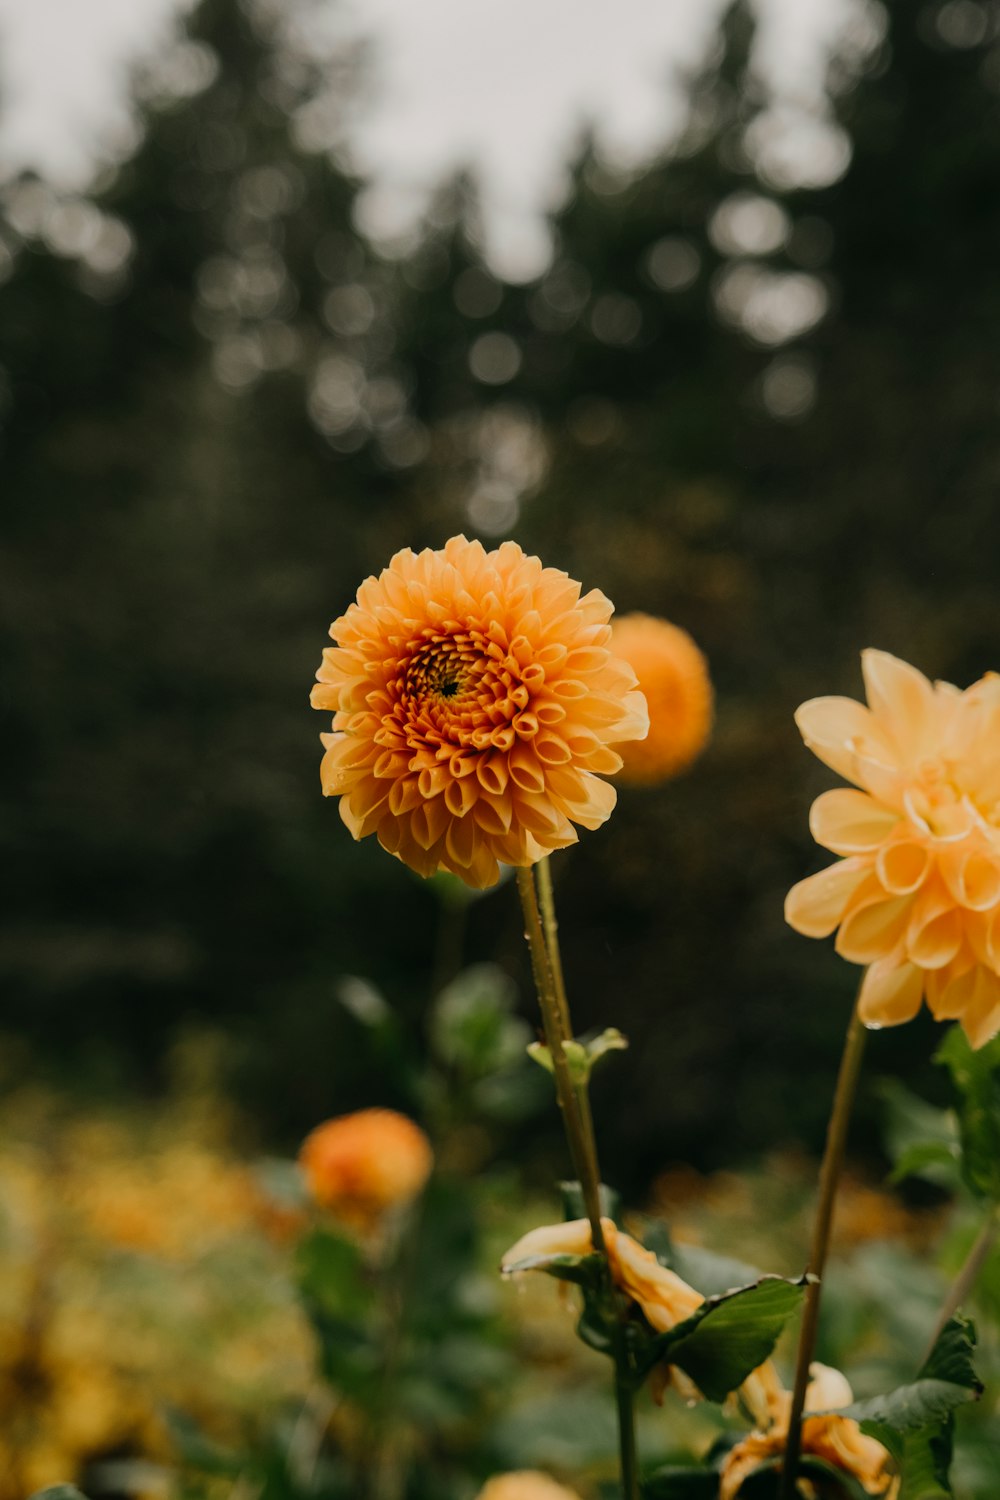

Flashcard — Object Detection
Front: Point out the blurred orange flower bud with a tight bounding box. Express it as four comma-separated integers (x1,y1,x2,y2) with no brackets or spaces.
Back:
299,1109,432,1230
610,613,712,785
475,1473,582,1500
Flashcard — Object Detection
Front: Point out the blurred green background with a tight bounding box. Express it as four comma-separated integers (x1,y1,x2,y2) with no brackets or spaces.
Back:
3,0,1000,1186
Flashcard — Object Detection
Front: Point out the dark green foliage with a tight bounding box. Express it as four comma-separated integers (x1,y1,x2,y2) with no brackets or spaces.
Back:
935,1030,1000,1202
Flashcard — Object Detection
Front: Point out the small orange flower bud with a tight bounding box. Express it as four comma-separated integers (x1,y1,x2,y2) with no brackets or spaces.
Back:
299,1109,432,1230
610,613,712,785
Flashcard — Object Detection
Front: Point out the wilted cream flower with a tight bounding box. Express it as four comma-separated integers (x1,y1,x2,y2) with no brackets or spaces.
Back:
311,536,648,888
786,650,1000,1047
610,613,712,784
299,1109,432,1230
720,1362,898,1499
501,1217,704,1398
475,1473,582,1500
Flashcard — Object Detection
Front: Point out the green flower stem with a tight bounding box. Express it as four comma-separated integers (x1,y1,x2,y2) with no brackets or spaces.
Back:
536,855,573,1041
925,1201,1000,1361
516,864,604,1249
518,859,639,1500
780,995,868,1500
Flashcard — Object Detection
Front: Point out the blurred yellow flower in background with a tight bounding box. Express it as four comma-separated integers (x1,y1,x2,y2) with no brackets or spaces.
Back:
0,1088,312,1500
299,1108,432,1230
786,650,1000,1046
609,613,712,785
475,1472,582,1500
720,1362,898,1499
311,536,648,888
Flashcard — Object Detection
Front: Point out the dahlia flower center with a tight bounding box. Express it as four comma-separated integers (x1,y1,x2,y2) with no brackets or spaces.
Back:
405,638,475,705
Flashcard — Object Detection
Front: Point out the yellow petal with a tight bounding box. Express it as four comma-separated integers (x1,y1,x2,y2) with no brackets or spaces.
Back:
857,958,924,1029
906,880,963,969
501,1218,599,1272
784,859,872,938
862,649,938,759
875,838,932,896
794,696,900,804
835,891,914,965
809,790,900,855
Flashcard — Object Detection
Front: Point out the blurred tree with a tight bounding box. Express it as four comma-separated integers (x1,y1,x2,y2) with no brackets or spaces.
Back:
4,0,1000,1183
0,0,441,1126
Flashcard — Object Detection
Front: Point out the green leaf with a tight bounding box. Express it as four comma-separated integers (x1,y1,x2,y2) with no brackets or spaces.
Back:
295,1226,372,1319
935,1026,1000,1200
861,1419,954,1500
640,1466,721,1498
878,1078,960,1190
839,1315,982,1431
500,1248,605,1289
559,1179,621,1225
641,1276,808,1403
642,1219,763,1298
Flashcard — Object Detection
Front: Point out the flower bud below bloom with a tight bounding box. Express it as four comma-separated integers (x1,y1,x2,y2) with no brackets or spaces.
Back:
299,1109,432,1231
609,613,712,785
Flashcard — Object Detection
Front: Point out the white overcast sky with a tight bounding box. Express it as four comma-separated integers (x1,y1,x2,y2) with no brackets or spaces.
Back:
0,0,865,277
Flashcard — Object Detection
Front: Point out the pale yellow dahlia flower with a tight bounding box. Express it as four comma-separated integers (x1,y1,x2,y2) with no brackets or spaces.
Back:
610,613,713,785
299,1109,432,1231
786,650,1000,1047
475,1474,582,1500
720,1362,898,1499
311,536,648,889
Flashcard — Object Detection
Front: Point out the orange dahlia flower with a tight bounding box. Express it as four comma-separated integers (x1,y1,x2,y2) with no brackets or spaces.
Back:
299,1109,432,1230
609,613,712,785
786,650,1000,1048
720,1362,898,1499
311,536,648,889
475,1474,582,1500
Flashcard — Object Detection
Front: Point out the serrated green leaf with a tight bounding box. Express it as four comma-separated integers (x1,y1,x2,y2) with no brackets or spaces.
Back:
641,1276,807,1403
840,1317,981,1432
935,1027,1000,1200
640,1466,721,1497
